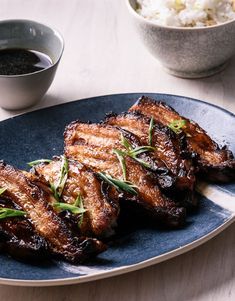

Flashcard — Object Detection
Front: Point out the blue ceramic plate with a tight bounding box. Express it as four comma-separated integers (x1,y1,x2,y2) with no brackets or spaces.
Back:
0,93,234,286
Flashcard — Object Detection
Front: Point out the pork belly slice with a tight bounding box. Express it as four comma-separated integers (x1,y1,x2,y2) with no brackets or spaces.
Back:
64,122,186,228
0,161,106,263
34,157,119,238
130,96,235,183
105,111,196,193
0,196,48,261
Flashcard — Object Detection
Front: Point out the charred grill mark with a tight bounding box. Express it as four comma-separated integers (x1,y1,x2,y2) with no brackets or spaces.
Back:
34,157,119,238
64,122,186,228
129,96,235,183
0,196,49,261
2,95,232,264
66,121,175,189
105,111,196,194
0,161,106,263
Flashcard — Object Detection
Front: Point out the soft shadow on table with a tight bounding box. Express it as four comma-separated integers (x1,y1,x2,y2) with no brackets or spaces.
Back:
26,94,67,112
174,55,235,111
0,93,65,121
0,222,234,301
144,222,235,301
187,54,235,84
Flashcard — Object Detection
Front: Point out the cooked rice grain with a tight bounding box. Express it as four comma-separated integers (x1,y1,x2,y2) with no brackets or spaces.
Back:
136,0,235,27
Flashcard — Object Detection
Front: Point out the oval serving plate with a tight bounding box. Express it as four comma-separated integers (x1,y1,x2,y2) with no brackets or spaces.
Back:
0,93,234,287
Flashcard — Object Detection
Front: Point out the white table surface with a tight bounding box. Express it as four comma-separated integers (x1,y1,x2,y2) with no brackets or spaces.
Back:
0,1,235,300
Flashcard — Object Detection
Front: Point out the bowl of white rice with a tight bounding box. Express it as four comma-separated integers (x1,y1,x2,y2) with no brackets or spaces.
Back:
126,0,235,78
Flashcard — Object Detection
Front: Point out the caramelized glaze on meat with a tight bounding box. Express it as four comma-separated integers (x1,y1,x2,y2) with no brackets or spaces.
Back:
130,96,235,182
0,196,48,261
105,111,195,193
0,161,106,263
64,122,186,228
34,157,119,237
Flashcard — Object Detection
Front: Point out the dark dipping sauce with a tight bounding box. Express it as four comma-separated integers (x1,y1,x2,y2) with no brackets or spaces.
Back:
0,48,53,76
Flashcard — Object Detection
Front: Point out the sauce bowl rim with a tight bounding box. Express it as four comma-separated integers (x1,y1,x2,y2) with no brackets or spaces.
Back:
0,19,64,78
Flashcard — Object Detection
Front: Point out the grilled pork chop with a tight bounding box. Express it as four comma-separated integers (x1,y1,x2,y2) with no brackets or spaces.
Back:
130,96,235,182
105,111,195,194
64,122,186,228
0,196,48,261
34,157,119,237
0,161,106,263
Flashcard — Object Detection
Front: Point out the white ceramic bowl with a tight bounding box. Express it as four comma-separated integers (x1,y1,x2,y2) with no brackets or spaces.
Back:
0,19,64,110
126,0,235,78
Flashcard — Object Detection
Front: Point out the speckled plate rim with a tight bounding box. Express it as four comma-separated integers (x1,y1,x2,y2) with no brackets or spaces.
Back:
0,92,234,287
